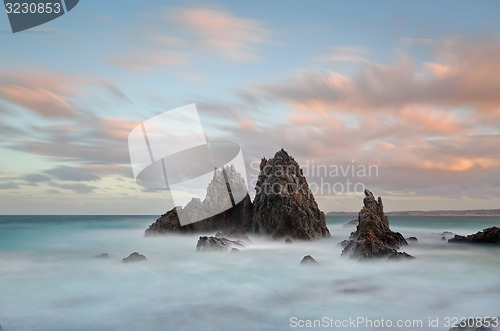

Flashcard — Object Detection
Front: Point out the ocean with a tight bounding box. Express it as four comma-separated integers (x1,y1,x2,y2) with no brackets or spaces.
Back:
0,215,499,331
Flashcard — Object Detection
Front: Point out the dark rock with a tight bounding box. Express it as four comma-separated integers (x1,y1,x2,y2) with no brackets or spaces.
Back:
196,236,244,252
95,253,109,259
145,165,253,235
343,219,359,228
449,227,500,244
406,237,418,242
300,255,318,264
285,237,294,244
442,236,447,241
122,252,147,263
249,149,331,240
341,189,412,259
215,228,251,243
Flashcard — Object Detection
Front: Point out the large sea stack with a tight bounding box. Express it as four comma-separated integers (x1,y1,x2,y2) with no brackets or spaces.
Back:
249,149,330,240
342,189,412,259
145,165,253,235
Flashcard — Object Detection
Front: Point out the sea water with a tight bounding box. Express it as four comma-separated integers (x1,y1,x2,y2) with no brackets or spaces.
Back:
0,215,499,331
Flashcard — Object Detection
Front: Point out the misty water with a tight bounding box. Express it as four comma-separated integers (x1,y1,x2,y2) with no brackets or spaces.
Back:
1,215,499,331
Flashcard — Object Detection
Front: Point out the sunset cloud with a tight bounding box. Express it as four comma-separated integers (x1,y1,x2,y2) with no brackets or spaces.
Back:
167,7,270,62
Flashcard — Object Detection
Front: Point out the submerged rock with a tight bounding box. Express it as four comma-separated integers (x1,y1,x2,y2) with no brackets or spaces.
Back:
300,255,318,264
250,149,331,240
343,219,359,228
285,237,294,244
196,236,244,252
449,227,500,244
406,237,418,242
342,189,412,259
95,253,109,259
122,252,147,263
145,165,253,235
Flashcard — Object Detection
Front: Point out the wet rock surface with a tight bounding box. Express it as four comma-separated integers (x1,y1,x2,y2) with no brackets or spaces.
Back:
342,189,412,259
196,236,244,252
250,149,331,240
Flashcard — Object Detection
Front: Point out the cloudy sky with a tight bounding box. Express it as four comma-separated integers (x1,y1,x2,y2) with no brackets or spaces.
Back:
1,0,500,214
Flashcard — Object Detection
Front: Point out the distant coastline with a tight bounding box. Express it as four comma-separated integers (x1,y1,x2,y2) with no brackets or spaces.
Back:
327,209,500,217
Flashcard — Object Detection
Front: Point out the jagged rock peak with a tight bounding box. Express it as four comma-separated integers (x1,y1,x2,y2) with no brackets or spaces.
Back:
250,149,330,240
145,164,253,235
342,189,412,259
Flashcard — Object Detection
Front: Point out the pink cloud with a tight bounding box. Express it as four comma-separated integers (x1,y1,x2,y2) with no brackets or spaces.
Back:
0,68,129,118
167,7,270,62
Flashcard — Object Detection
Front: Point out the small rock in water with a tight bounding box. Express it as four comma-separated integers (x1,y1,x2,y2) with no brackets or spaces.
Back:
285,237,293,244
231,248,239,253
343,219,359,228
300,255,318,265
406,237,418,242
196,236,244,252
441,236,447,241
122,252,147,263
95,253,109,259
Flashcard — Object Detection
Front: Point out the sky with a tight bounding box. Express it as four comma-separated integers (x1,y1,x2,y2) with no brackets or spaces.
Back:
1,0,500,214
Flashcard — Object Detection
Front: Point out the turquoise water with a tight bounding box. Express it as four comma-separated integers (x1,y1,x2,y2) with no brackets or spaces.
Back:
0,215,499,330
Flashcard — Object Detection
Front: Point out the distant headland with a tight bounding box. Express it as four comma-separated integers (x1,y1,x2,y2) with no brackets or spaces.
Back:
327,209,500,217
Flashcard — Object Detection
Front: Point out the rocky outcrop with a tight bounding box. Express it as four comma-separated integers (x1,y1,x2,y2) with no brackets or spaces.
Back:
300,255,318,264
196,236,244,252
122,252,147,263
145,165,253,235
342,189,412,259
249,149,330,240
448,227,500,244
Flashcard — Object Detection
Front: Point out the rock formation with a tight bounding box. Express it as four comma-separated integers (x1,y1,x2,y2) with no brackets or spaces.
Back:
342,189,412,259
122,252,147,263
300,255,318,264
145,165,253,235
448,227,500,244
196,236,244,252
249,149,330,240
